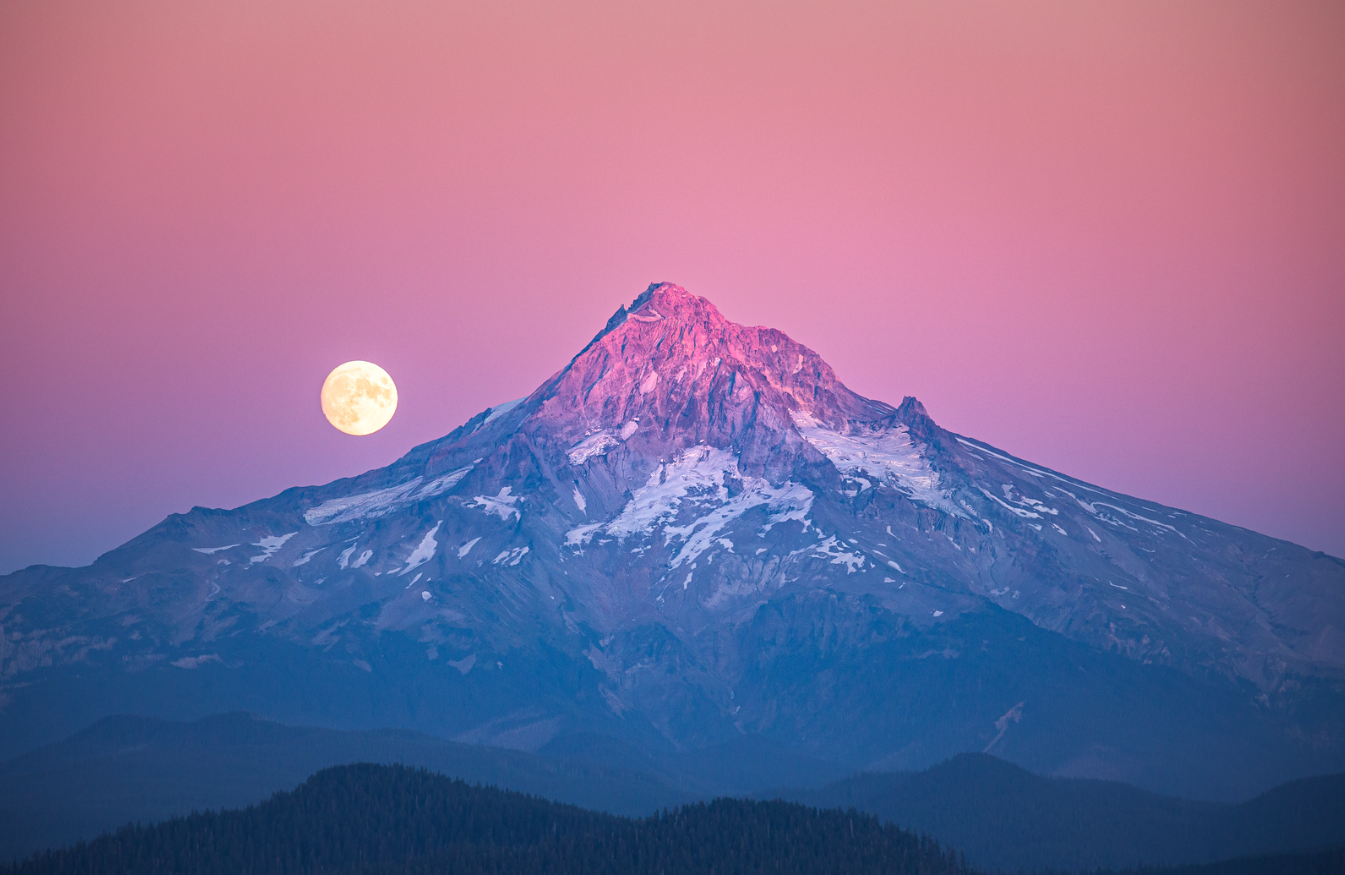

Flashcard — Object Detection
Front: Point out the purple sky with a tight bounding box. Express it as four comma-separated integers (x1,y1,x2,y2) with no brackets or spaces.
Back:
2,0,1343,574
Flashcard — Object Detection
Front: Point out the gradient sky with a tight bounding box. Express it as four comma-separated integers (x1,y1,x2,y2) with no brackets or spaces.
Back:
2,0,1343,574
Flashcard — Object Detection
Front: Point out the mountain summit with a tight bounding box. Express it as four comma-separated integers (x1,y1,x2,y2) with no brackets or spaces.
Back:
521,283,908,466
3,283,1343,800
429,283,932,486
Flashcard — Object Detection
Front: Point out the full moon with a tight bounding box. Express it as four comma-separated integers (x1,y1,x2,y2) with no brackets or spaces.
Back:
320,361,397,435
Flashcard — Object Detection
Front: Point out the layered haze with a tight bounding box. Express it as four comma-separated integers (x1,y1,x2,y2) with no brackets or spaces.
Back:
1,0,1342,574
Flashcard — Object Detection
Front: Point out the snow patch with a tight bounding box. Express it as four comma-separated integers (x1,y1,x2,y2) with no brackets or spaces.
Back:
400,521,442,574
791,411,962,516
1052,485,1186,538
1000,484,1059,516
293,548,323,567
619,420,639,440
419,466,476,498
763,493,813,533
978,486,1041,519
472,487,521,521
351,549,373,569
305,466,473,525
568,432,621,464
338,543,358,569
587,446,814,568
812,536,865,573
565,522,603,547
605,447,735,539
192,544,238,555
492,546,530,566
957,438,1107,493
249,532,297,564
457,537,481,558
957,436,1181,539
1092,502,1189,539
483,397,525,424
307,481,420,526
572,487,587,515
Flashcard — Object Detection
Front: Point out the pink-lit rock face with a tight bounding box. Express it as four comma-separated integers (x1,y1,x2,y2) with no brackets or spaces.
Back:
432,283,900,483
540,283,872,431
1,284,1342,801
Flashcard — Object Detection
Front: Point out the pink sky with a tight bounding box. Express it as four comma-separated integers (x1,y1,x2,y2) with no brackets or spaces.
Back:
1,0,1342,573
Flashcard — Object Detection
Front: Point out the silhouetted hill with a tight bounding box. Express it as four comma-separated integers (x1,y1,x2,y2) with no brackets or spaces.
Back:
0,712,850,863
0,713,690,862
783,753,1345,871
1,763,970,875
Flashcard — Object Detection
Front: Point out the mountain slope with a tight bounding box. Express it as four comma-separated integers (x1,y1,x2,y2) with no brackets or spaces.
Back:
1,283,1342,799
783,753,1345,871
0,711,848,862
5,712,1341,870
0,713,688,862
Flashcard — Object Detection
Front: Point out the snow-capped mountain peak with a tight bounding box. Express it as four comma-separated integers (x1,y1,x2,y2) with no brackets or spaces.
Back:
3,283,1342,800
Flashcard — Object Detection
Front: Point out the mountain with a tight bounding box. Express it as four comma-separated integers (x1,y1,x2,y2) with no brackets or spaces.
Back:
0,713,685,862
2,763,971,875
0,711,847,862
781,752,1345,871
3,713,1342,870
1,283,1343,800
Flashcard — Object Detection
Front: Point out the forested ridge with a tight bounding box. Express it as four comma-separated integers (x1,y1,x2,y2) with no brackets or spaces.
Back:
7,762,1341,875
7,718,1345,871
2,763,968,875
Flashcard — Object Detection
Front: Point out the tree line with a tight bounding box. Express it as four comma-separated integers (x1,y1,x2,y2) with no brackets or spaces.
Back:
4,763,969,875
